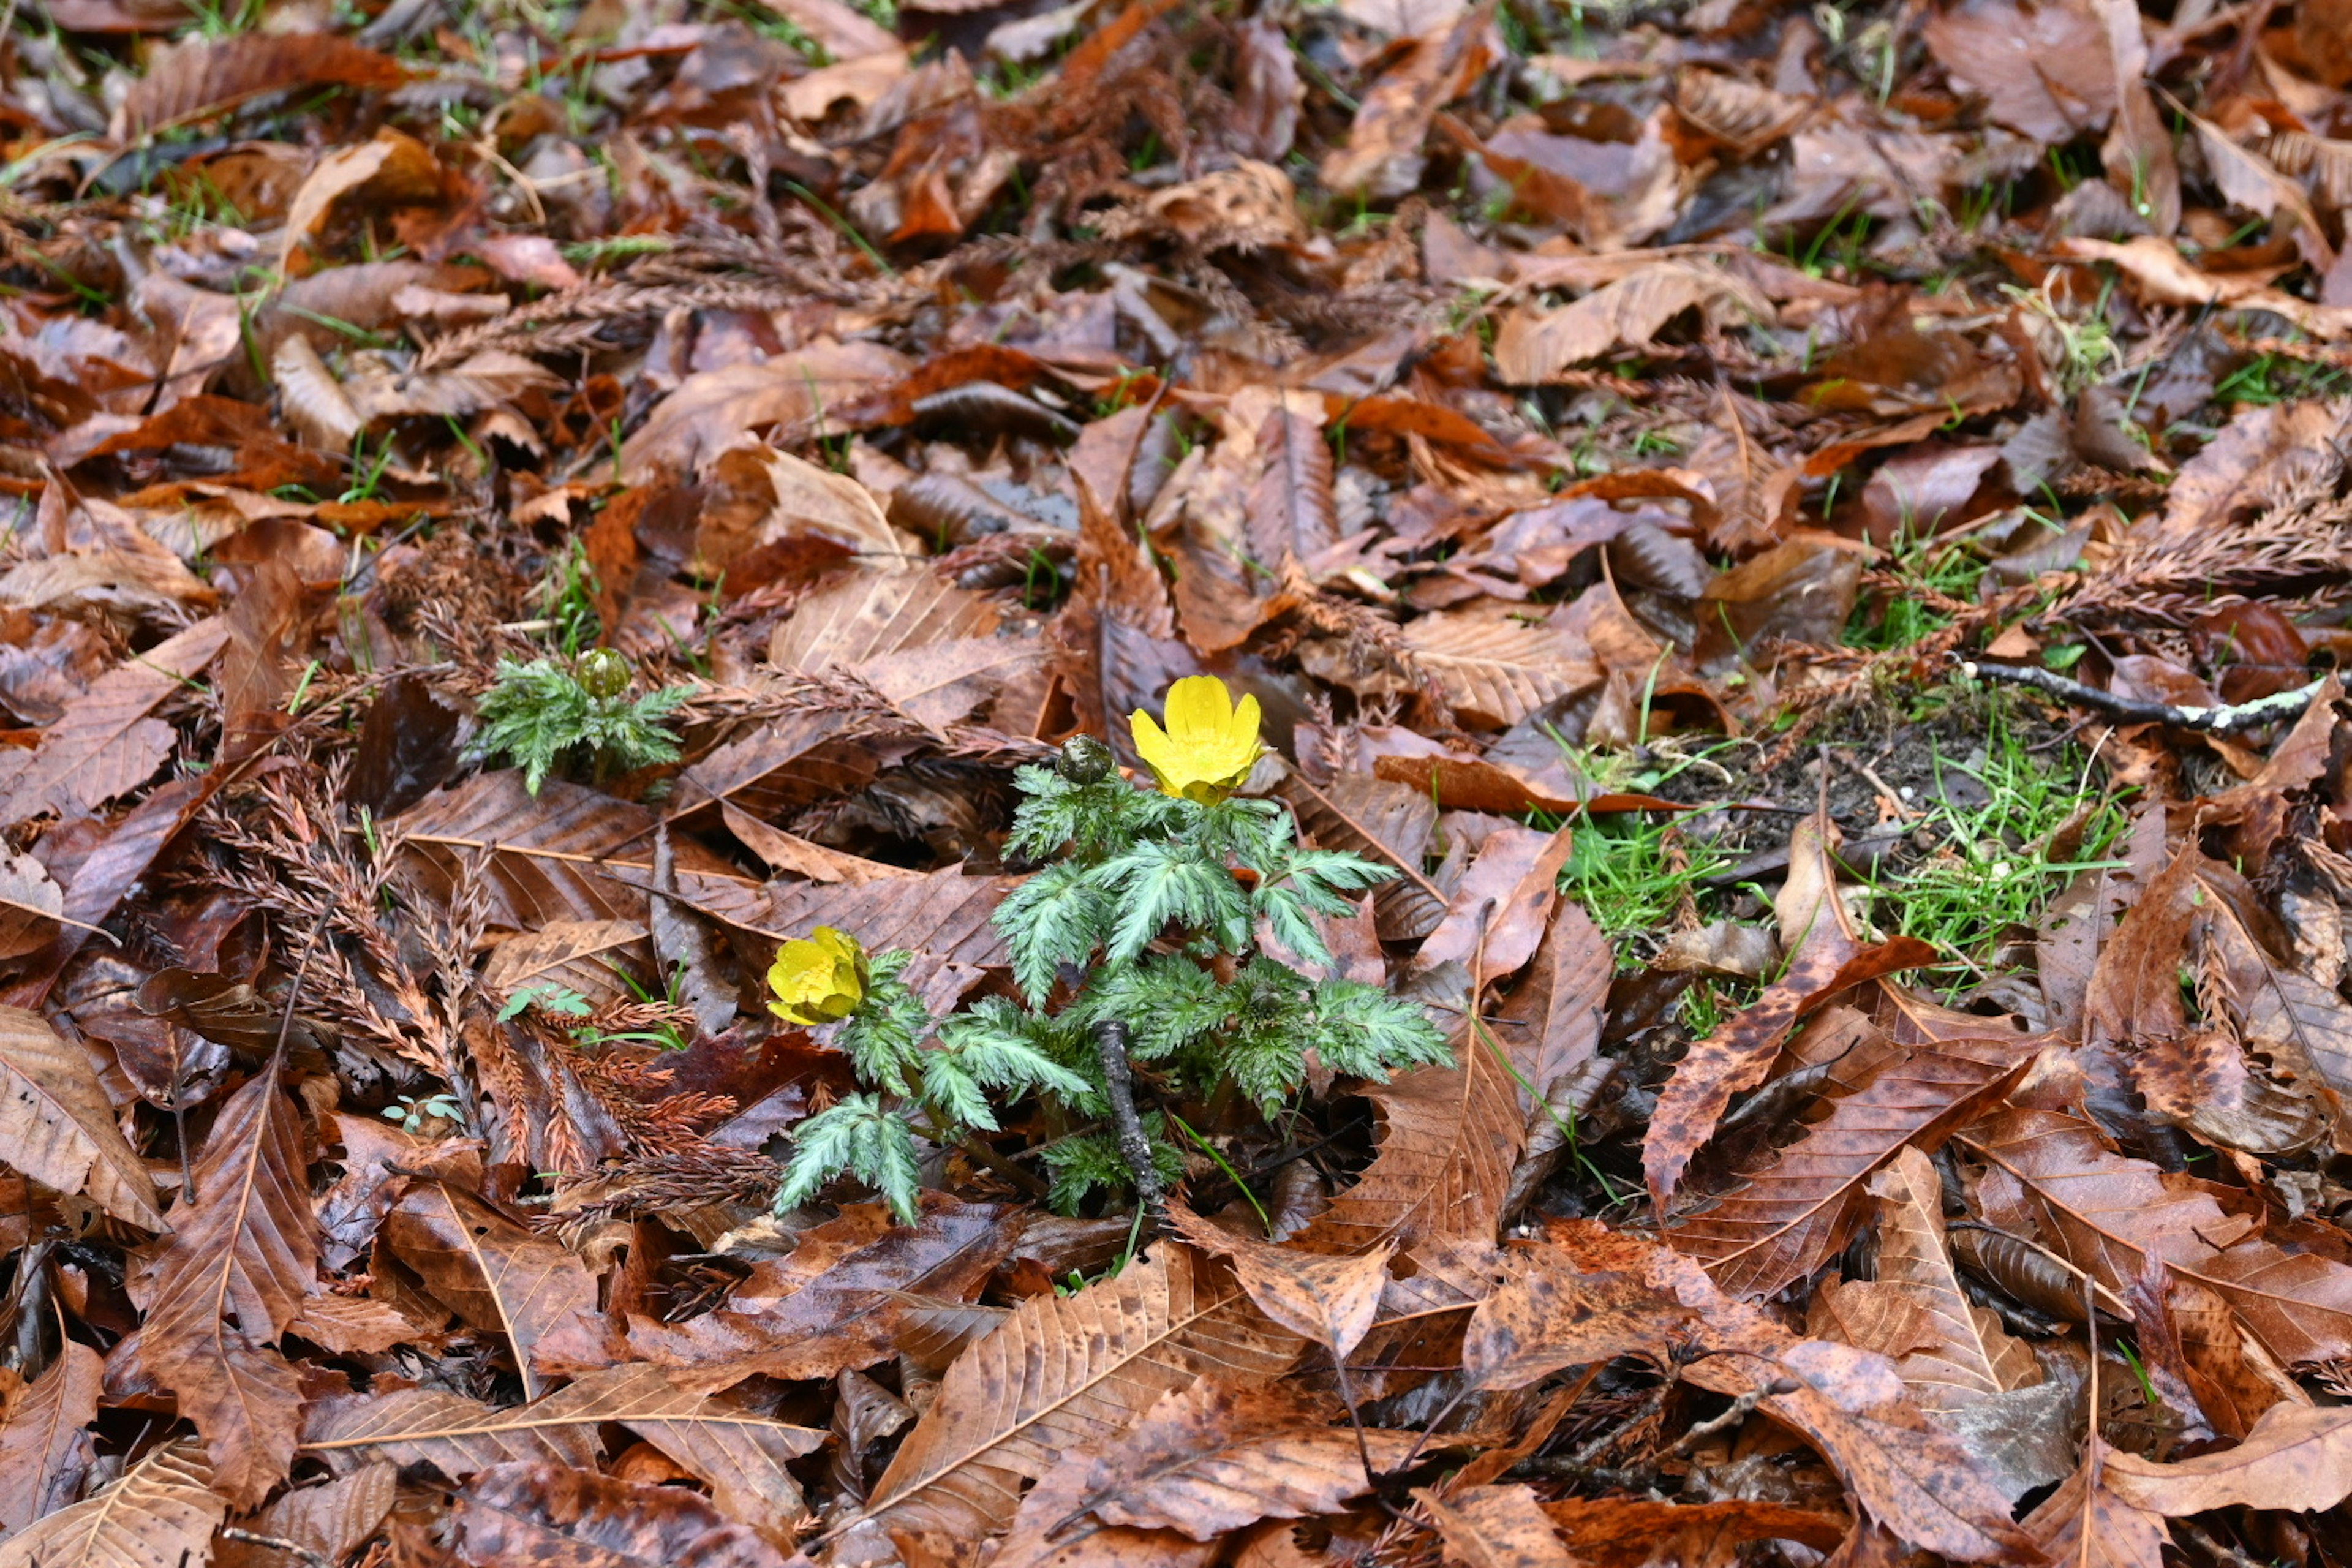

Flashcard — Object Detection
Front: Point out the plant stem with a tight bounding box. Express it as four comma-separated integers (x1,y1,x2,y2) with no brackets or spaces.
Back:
1092,1019,1164,1216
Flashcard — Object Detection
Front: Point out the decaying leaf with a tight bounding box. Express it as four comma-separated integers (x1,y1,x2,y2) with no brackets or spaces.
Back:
132,1061,316,1508
856,1244,1299,1539
0,1439,224,1568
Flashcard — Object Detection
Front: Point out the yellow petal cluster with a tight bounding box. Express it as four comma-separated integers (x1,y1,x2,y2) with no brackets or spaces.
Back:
1130,676,1264,804
767,926,867,1026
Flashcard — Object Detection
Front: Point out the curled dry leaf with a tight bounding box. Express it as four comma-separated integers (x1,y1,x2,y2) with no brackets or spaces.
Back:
1494,263,1774,384
1461,1245,1695,1389
630,1199,1023,1389
2100,1401,2352,1514
1165,1201,1393,1357
452,1460,798,1568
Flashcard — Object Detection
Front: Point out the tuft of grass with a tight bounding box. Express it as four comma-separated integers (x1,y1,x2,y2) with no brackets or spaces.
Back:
1558,814,1732,954
1860,708,2127,992
2214,350,2351,408
1843,525,1990,654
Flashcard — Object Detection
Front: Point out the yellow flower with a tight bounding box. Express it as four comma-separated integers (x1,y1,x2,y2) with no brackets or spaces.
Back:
767,927,867,1026
1130,676,1264,804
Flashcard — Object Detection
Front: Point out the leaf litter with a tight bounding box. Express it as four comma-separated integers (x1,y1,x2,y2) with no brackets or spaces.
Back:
12,1,2352,1566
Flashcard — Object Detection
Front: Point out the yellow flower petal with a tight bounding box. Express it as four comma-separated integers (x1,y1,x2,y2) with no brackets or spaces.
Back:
768,926,867,1025
1127,677,1264,802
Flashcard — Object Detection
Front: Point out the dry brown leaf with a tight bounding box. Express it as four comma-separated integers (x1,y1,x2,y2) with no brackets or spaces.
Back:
1461,1246,1694,1389
0,1342,102,1535
1642,1247,2041,1563
451,1460,798,1568
2092,0,2180,238
1410,825,1574,989
2022,1442,2168,1568
1280,771,1448,943
280,130,443,273
1291,1005,1521,1258
480,920,654,1011
856,1243,1299,1540
1319,6,1492,200
1494,263,1773,383
218,1463,397,1568
1662,1028,2037,1298
384,1181,605,1400
619,343,909,481
395,771,757,929
1166,1202,1393,1357
692,863,1017,972
305,1363,824,1531
0,1438,223,1568
719,802,918,884
1060,1381,1417,1542
1959,1105,2352,1365
271,335,364,450
132,1060,315,1508
1400,606,1599,729
1643,812,1936,1210
117,33,407,138
0,1006,166,1229
1417,1483,1577,1568
344,349,564,422
1541,1498,1849,1568
0,617,228,823
770,569,1033,728
2101,1401,2352,1514
628,1199,1023,1389
1817,1148,2040,1407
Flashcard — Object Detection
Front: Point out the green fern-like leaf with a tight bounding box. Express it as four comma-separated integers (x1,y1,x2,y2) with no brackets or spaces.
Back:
472,658,688,795
1079,956,1227,1062
1095,840,1248,963
997,860,1114,1001
1040,1119,1185,1214
835,954,932,1095
922,1011,1093,1134
1310,979,1453,1081
776,1093,923,1224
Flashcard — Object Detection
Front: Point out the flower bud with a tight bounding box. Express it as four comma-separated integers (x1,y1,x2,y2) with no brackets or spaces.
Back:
576,648,632,700
1057,734,1115,785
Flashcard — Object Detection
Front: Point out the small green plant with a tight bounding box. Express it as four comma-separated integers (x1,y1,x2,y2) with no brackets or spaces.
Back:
499,982,594,1022
383,1090,462,1133
472,649,688,794
771,678,1451,1223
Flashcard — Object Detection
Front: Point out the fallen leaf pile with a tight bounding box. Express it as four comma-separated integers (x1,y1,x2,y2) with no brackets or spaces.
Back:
9,0,2352,1564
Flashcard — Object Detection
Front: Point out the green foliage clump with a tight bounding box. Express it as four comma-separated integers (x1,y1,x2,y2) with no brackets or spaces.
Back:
472,653,688,795
775,752,1452,1221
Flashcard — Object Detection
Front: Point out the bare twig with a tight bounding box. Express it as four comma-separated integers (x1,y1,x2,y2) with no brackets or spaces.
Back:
1091,1019,1164,1216
1959,661,2324,734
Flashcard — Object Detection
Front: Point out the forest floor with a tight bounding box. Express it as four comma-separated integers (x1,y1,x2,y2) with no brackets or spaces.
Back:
6,1,2352,1566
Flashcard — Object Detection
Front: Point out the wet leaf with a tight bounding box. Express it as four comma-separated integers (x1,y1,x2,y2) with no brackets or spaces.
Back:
0,1438,222,1568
